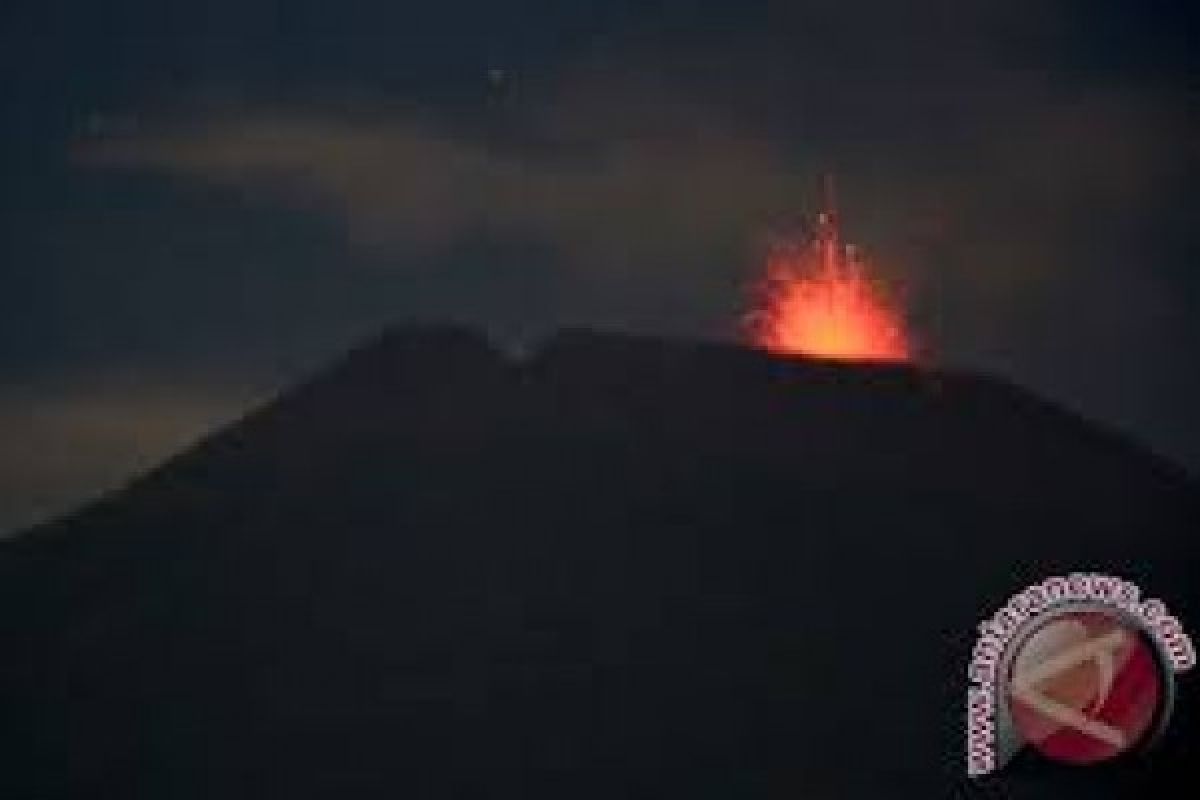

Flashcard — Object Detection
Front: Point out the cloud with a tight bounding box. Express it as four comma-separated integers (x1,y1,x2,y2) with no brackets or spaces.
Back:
74,72,1189,298
77,109,804,281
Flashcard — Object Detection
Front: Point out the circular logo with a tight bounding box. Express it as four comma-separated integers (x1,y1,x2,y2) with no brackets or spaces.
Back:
1005,609,1167,765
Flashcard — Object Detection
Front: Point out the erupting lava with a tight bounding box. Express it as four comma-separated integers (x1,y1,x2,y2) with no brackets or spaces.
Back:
744,178,911,362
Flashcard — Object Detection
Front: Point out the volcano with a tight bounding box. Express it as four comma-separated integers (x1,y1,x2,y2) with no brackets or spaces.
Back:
2,326,1197,798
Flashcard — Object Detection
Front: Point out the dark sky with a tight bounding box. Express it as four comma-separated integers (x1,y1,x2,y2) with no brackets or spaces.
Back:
1,0,1197,534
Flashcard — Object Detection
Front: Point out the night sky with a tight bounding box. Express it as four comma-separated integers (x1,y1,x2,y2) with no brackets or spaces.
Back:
2,1,1196,534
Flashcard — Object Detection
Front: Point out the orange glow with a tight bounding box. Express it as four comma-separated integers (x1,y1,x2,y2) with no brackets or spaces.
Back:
745,213,911,363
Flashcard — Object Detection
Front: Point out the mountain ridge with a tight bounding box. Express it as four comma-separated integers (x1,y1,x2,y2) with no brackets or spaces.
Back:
6,324,1194,550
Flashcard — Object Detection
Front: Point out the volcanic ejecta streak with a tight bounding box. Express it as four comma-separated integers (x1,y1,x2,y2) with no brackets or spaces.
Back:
744,176,912,363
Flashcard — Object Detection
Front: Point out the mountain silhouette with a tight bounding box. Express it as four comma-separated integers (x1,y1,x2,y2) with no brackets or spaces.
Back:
3,326,1197,798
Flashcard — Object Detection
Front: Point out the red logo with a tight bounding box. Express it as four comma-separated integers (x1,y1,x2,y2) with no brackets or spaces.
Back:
1006,610,1166,765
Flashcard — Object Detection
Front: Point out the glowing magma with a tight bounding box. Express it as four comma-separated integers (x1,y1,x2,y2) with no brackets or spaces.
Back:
745,206,911,362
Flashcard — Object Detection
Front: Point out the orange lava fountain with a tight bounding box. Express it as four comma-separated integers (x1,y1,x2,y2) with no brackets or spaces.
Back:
744,184,911,362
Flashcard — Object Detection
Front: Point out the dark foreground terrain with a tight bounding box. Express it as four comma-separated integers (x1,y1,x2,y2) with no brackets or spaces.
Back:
3,327,1197,798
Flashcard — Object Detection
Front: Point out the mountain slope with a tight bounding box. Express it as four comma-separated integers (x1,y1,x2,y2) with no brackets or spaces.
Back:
3,326,1197,798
